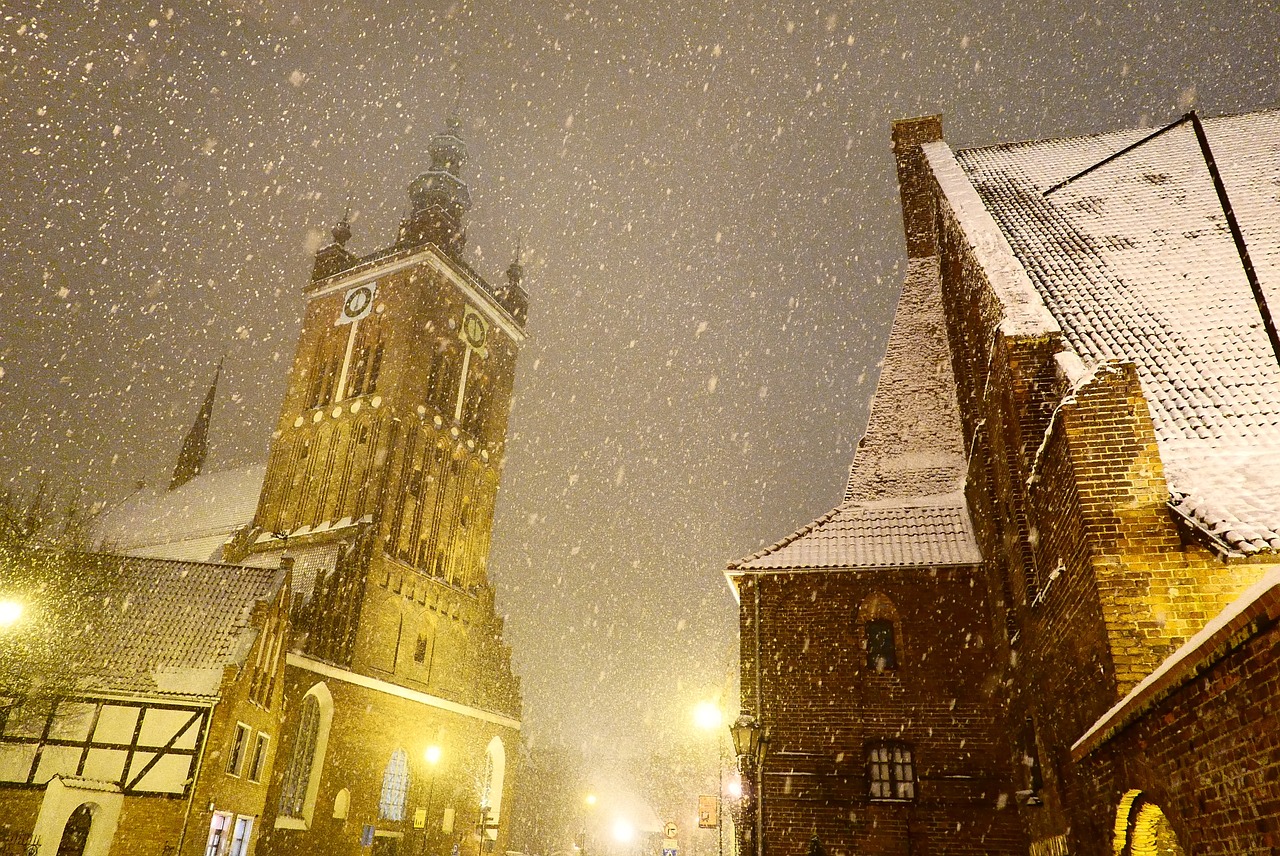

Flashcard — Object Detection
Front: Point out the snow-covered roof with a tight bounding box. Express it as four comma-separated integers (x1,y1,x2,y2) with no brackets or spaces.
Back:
66,554,286,698
729,493,982,571
93,463,266,562
951,108,1280,555
1071,563,1280,759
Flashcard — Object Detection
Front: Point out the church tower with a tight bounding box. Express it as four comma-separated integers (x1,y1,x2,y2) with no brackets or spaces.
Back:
236,118,527,856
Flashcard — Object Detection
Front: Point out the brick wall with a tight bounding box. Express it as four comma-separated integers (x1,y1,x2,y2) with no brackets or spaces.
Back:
256,663,519,856
1070,581,1280,853
739,569,1025,856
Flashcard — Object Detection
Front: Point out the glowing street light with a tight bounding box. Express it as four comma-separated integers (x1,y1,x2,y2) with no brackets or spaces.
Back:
0,599,22,629
422,745,443,856
693,700,723,731
611,818,635,844
585,793,597,807
726,777,743,799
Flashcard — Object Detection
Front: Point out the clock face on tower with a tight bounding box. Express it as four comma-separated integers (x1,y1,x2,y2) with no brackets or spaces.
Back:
338,283,377,325
463,308,488,350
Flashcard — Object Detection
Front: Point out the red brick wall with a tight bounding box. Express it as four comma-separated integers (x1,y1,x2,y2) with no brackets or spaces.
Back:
1071,591,1280,853
739,569,1026,856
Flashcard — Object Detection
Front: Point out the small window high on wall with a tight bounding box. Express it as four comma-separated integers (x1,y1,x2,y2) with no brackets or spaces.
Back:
866,619,897,671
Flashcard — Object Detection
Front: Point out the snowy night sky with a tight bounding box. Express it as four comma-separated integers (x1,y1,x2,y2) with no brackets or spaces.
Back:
2,0,1278,766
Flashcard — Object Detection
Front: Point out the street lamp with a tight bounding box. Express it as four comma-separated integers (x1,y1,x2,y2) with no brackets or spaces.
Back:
694,701,726,856
421,745,443,856
730,716,767,856
0,599,23,630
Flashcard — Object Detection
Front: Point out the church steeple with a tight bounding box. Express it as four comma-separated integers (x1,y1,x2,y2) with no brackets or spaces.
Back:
170,359,221,491
398,116,472,255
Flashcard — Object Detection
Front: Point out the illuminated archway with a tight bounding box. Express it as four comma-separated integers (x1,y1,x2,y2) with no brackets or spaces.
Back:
1113,790,1185,856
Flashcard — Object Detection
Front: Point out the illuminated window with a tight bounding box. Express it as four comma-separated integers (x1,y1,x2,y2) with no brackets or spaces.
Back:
868,743,915,800
228,816,254,856
379,748,410,821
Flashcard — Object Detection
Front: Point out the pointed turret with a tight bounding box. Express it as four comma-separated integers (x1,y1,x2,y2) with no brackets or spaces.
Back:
500,243,529,325
170,359,222,491
397,116,473,255
312,213,358,281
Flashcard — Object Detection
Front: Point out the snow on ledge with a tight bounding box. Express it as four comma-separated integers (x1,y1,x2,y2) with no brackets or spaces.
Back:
1071,565,1280,760
921,140,1060,340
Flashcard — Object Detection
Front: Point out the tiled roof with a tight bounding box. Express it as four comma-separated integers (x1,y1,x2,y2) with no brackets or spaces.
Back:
67,554,285,698
93,463,266,562
953,108,1280,554
729,493,982,571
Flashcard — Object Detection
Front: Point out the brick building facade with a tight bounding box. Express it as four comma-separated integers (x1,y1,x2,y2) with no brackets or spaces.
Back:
4,115,529,856
730,108,1280,855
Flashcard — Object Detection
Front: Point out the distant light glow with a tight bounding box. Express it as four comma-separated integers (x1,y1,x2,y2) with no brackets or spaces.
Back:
424,745,442,765
726,777,743,798
612,818,635,843
693,700,722,731
0,600,22,628
585,793,597,806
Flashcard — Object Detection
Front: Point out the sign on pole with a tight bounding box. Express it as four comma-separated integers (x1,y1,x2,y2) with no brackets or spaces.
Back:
698,795,720,829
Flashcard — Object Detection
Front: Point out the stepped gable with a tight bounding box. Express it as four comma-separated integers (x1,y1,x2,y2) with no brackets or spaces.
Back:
953,108,1280,553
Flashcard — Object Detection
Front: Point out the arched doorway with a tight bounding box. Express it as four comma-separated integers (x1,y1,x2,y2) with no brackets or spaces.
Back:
1113,790,1185,856
56,804,94,856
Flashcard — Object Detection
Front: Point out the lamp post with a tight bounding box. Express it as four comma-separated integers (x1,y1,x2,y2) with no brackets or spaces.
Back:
693,701,725,856
730,715,766,856
577,793,597,856
422,745,443,856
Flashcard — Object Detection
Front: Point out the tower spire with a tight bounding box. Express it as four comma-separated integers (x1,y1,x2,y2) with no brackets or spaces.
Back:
170,359,222,490
398,115,472,255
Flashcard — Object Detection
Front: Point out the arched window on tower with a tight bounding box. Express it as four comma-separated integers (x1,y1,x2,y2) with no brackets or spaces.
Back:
858,593,902,673
379,748,410,821
278,683,334,827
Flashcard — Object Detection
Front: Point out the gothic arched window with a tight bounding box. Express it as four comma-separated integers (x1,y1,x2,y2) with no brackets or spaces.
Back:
278,684,334,826
379,748,410,821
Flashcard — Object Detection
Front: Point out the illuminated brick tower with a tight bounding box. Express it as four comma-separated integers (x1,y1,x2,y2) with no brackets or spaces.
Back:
233,117,528,856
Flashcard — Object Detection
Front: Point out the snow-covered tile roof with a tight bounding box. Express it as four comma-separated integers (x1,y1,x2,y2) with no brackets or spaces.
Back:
93,463,266,562
953,108,1280,554
729,492,982,571
69,554,286,698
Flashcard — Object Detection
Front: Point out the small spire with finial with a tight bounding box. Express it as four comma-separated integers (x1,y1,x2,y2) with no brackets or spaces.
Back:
506,237,525,290
332,207,352,246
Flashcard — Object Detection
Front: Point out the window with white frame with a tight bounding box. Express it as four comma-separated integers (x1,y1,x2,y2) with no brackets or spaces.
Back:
228,815,253,856
226,723,251,776
868,743,915,800
379,748,410,821
248,732,269,783
205,813,231,856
